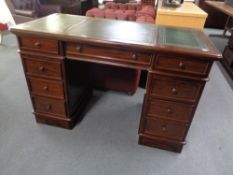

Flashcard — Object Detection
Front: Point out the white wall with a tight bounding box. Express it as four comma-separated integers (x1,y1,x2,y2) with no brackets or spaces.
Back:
0,0,15,26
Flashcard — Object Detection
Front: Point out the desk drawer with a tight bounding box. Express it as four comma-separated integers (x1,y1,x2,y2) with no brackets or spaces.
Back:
154,55,210,76
20,37,59,54
144,118,188,141
146,98,194,122
149,75,203,103
66,43,152,65
24,58,62,79
33,96,66,117
29,78,64,99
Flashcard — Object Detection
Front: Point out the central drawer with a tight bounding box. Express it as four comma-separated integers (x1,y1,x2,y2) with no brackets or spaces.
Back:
66,43,152,65
29,78,64,99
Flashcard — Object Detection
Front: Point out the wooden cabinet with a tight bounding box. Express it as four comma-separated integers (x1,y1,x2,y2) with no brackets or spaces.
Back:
139,51,214,152
19,37,69,128
156,2,208,29
18,36,92,129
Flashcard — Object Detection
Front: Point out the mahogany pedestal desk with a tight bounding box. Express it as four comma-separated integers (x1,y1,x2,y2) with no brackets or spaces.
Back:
10,14,222,153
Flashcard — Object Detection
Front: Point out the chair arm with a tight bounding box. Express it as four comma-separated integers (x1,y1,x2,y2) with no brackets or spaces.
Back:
60,2,82,15
39,4,61,17
14,9,37,17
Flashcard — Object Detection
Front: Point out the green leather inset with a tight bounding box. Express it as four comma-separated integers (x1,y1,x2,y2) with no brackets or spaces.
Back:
159,26,208,51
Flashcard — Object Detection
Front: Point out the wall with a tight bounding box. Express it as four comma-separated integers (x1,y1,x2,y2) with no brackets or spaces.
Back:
0,0,15,26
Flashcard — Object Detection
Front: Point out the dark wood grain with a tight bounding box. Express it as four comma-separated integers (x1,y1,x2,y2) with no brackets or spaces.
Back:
19,37,59,54
153,54,211,76
24,58,62,79
148,75,204,103
32,96,66,117
146,97,195,122
29,77,64,99
143,118,188,141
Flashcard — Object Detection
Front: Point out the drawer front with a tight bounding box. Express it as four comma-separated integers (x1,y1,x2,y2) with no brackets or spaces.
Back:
154,55,210,76
149,75,203,103
20,37,58,54
146,98,194,122
223,47,233,66
33,96,66,117
66,43,152,65
24,59,62,78
144,118,188,141
29,78,64,98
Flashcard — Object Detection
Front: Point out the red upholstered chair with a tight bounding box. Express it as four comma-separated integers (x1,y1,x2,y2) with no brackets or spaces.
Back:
136,15,155,23
86,2,155,23
136,5,155,18
0,23,8,44
86,7,105,18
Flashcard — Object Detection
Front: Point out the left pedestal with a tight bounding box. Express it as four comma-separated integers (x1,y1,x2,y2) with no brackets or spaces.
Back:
18,36,92,129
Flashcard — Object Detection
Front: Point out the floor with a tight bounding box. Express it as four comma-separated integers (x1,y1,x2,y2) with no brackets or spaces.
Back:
0,29,233,175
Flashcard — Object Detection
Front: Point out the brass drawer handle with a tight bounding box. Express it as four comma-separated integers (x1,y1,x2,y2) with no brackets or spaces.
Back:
76,46,82,53
161,125,167,132
34,42,41,47
179,61,185,69
45,104,52,111
167,108,172,114
43,86,48,91
171,87,177,94
38,66,45,72
132,53,137,59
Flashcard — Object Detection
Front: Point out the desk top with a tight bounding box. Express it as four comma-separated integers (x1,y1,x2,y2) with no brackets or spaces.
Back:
10,13,221,59
205,1,233,17
157,1,207,17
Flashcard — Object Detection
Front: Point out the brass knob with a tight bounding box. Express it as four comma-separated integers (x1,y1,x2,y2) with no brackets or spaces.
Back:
179,61,185,69
132,53,137,59
161,125,167,132
39,66,45,72
167,108,172,114
171,87,177,94
45,104,52,111
76,46,82,53
34,42,41,47
43,86,48,91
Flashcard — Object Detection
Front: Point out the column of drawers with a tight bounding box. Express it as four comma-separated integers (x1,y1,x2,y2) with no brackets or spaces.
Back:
18,36,71,128
139,54,213,152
